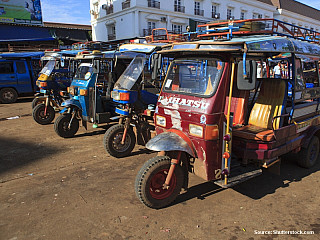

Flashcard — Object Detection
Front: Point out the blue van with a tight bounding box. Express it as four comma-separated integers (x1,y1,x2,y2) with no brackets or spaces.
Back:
0,52,44,103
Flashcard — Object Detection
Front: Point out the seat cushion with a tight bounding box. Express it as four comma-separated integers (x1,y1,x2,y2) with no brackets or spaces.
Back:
249,79,286,130
233,125,275,141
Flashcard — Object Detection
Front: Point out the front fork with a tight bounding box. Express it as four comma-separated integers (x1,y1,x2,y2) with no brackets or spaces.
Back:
158,151,182,189
67,107,78,129
120,107,132,145
44,96,50,115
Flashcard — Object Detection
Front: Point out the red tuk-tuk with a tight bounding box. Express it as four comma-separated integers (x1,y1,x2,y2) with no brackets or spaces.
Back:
135,19,320,208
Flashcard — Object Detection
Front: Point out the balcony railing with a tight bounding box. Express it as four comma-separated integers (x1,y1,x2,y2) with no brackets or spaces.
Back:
174,5,185,13
148,0,160,9
212,12,220,19
106,5,113,14
122,0,130,10
108,34,116,40
143,29,153,37
194,9,204,16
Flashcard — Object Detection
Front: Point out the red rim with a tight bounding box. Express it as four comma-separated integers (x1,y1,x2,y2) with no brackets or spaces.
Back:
149,169,177,200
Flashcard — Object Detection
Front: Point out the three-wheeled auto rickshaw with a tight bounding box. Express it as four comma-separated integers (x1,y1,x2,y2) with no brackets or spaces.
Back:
103,51,162,157
32,50,81,124
135,19,320,209
53,46,157,138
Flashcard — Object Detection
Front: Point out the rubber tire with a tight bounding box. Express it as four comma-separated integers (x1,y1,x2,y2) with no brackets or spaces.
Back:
135,156,184,209
31,98,45,109
32,103,55,125
297,136,319,169
54,113,79,138
0,88,18,104
103,124,136,158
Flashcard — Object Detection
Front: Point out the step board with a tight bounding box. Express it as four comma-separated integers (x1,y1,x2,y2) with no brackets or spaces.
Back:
214,166,262,188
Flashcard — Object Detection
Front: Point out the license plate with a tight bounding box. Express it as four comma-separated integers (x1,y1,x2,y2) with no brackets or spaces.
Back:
40,89,47,94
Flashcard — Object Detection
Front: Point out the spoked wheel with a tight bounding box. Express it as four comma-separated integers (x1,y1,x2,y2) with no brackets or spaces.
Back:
103,124,136,158
135,156,184,209
0,88,18,103
32,103,55,125
297,136,319,168
54,113,79,138
31,98,45,109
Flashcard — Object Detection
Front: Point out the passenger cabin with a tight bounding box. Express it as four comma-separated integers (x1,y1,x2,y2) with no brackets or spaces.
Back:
156,18,320,174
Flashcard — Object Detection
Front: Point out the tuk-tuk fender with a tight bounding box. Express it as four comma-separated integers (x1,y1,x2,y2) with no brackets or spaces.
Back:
302,126,320,148
61,99,82,110
146,129,197,158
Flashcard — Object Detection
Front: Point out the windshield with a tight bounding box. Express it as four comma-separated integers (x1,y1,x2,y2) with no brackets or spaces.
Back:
163,58,224,96
39,59,55,76
74,63,94,80
114,57,146,90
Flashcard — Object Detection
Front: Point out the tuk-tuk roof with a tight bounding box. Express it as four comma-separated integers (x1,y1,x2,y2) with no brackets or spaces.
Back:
0,51,44,59
42,50,83,60
102,51,146,59
159,35,320,57
119,43,160,53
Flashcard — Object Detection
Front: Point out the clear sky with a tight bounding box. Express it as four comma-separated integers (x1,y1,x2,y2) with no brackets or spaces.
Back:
41,0,91,25
40,0,320,25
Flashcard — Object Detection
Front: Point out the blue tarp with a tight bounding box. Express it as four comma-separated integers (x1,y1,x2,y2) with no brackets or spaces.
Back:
0,51,44,59
0,25,54,42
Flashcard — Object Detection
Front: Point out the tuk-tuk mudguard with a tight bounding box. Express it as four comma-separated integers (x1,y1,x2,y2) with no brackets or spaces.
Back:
61,99,82,110
146,129,197,158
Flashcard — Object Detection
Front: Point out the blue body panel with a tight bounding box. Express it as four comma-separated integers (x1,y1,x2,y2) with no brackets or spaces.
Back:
0,52,44,94
113,89,138,104
61,98,82,109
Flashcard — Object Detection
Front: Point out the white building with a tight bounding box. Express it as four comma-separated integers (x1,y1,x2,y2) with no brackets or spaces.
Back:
89,0,320,41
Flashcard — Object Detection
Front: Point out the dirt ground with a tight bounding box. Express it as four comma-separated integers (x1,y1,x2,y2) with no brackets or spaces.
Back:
0,97,320,240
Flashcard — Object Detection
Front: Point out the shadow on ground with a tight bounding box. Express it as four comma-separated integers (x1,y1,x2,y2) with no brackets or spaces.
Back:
0,136,63,178
168,154,320,207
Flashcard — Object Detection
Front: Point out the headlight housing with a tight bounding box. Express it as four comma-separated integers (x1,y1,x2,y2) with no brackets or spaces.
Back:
189,124,203,138
156,115,166,127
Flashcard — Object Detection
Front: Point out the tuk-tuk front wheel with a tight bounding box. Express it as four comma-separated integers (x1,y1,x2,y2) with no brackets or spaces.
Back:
31,98,45,109
0,88,18,104
135,156,184,209
54,113,79,138
32,103,55,125
103,124,136,158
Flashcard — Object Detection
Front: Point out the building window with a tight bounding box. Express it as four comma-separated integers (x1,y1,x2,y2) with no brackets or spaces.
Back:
212,5,220,19
227,8,233,20
172,24,182,33
174,0,185,13
258,14,262,19
240,11,245,20
252,13,258,19
148,22,156,30
108,24,116,40
195,1,200,11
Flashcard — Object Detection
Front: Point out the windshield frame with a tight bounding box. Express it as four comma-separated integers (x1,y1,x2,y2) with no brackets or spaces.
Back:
113,56,146,90
74,63,94,81
162,57,225,98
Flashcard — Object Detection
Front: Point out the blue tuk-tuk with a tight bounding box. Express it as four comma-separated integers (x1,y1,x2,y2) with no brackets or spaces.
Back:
32,50,82,125
53,50,139,138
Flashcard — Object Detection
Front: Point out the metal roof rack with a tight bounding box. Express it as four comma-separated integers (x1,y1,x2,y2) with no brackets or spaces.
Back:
197,18,320,44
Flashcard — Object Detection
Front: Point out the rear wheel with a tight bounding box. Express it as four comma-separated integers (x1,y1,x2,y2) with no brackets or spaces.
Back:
135,156,184,209
0,88,18,103
54,113,79,138
31,97,45,109
297,136,319,168
103,124,136,158
32,103,55,125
